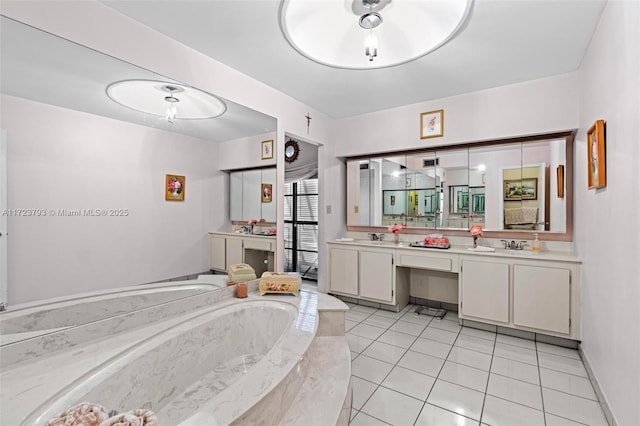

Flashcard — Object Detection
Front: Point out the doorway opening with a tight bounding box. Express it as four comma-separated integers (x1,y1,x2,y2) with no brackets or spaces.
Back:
283,137,318,285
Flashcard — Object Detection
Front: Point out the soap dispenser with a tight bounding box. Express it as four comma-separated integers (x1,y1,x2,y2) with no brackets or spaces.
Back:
532,233,541,252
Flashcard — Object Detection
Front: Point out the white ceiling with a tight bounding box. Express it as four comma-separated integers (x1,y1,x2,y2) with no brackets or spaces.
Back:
0,16,276,143
101,0,607,119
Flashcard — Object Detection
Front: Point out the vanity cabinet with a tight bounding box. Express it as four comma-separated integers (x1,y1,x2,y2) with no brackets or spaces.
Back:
513,264,571,334
209,235,244,271
328,245,399,306
359,251,394,303
209,233,275,274
329,248,359,296
209,235,226,270
460,259,509,323
459,255,578,339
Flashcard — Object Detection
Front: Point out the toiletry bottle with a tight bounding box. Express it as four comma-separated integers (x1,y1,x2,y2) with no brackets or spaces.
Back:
532,233,541,252
236,282,248,298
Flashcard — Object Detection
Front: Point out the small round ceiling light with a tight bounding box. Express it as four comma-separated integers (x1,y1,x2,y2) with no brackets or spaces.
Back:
106,80,226,120
280,0,473,69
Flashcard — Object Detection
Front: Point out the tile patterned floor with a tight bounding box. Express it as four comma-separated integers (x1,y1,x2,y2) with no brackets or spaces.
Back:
345,303,608,426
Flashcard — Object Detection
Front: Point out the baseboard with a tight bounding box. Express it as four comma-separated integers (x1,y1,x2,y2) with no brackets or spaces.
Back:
579,345,617,426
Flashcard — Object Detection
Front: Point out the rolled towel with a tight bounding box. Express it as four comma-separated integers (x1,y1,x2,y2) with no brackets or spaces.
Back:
47,402,109,426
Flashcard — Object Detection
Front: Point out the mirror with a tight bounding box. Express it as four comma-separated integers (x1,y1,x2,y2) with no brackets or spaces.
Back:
346,135,571,237
0,17,277,338
229,167,277,223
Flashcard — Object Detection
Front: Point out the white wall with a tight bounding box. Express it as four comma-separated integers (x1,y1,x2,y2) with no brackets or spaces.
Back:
575,1,640,425
0,0,337,290
334,73,579,157
218,131,276,171
0,95,224,304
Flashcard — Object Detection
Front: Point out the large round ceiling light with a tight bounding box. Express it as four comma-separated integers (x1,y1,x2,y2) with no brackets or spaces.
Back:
279,0,473,69
106,80,226,120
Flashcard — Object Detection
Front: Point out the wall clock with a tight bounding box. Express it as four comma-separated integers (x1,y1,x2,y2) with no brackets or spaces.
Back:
284,140,300,163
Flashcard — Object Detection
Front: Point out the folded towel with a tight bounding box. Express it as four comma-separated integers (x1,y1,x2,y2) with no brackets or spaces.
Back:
228,264,257,283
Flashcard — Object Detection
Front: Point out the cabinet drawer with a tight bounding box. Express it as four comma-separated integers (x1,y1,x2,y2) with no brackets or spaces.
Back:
399,254,452,272
244,239,272,251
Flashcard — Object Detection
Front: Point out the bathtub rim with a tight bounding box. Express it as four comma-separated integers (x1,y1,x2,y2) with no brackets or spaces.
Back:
22,294,316,426
0,281,224,345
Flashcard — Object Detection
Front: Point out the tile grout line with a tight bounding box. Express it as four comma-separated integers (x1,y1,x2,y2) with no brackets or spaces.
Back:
536,340,549,426
477,332,497,425
413,316,463,425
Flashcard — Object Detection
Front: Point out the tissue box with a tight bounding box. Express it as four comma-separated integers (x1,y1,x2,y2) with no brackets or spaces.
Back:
227,263,257,283
258,272,300,295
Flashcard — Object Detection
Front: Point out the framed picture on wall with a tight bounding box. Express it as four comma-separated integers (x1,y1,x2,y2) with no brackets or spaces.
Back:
166,174,185,201
587,119,606,189
420,109,444,139
261,183,273,203
261,139,274,160
504,178,537,201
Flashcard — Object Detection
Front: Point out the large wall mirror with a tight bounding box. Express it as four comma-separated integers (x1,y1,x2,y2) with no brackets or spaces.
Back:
0,16,277,337
347,132,574,240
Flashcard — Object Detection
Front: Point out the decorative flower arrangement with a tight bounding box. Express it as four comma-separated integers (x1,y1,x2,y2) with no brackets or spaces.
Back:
388,224,404,234
248,219,258,225
470,225,483,248
470,225,483,236
259,218,266,223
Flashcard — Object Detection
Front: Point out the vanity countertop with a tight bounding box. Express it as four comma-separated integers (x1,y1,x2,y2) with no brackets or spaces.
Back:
209,231,276,239
328,239,581,264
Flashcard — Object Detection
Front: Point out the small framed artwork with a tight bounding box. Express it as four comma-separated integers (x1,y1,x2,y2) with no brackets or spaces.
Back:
261,139,274,160
587,119,606,189
166,174,185,201
504,178,538,201
261,183,272,203
557,165,565,198
420,109,444,139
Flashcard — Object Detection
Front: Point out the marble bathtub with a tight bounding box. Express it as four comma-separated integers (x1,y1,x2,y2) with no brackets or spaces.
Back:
0,280,224,346
6,292,318,426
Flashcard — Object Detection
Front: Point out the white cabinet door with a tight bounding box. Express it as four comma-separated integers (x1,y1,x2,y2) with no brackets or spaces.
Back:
209,235,226,271
242,169,262,221
261,167,276,222
329,248,358,296
359,251,394,303
461,259,509,323
514,265,571,334
229,171,243,221
225,238,244,269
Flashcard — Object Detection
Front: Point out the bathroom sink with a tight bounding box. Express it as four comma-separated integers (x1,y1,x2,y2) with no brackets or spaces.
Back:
467,245,496,252
355,240,398,247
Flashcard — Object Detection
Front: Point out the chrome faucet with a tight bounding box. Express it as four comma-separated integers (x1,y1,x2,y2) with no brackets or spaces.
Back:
368,233,385,241
500,240,527,250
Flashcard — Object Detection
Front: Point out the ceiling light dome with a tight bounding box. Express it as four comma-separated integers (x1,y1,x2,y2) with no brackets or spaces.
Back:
280,0,473,69
106,80,226,120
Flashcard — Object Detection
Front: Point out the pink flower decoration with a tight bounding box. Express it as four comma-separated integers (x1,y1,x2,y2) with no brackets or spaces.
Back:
470,225,483,236
388,224,404,234
248,219,257,225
